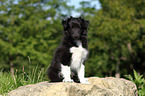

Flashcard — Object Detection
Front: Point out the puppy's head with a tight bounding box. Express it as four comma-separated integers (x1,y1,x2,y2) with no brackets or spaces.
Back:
62,16,89,40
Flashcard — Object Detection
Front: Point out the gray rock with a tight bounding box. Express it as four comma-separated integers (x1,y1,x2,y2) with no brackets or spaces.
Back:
7,77,138,96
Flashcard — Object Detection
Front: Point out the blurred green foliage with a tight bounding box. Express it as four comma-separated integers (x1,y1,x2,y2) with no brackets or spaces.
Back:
85,0,145,77
0,0,72,73
0,0,145,78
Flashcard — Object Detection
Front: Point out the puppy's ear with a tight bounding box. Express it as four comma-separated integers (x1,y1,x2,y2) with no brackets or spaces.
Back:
70,16,73,19
62,19,67,30
83,20,89,29
82,19,89,35
79,17,89,28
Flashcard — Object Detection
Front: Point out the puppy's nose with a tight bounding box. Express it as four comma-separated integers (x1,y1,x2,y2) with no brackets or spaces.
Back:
74,35,79,39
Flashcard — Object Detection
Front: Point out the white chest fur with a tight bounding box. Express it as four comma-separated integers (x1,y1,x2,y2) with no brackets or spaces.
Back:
70,41,88,70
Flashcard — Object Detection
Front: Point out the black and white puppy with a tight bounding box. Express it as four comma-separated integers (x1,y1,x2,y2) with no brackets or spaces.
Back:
47,16,89,84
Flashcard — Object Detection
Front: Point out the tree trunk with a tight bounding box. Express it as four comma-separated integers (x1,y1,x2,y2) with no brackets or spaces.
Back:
115,60,120,78
10,61,14,76
115,73,120,78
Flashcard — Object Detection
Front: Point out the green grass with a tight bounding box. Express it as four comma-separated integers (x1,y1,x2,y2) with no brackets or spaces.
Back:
1,69,145,96
125,69,145,96
0,67,47,95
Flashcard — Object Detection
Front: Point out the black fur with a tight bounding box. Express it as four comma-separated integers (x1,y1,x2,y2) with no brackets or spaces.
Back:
47,16,89,82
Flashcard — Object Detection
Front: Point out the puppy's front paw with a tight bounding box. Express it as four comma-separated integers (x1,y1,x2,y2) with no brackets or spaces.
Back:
63,79,74,83
80,78,90,84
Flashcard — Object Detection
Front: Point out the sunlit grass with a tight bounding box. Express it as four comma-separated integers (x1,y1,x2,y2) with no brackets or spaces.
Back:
0,67,47,95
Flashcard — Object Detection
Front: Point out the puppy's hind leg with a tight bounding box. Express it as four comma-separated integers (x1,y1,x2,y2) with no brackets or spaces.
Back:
47,66,63,82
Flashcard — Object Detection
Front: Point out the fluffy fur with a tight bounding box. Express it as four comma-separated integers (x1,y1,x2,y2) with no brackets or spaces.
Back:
47,16,89,83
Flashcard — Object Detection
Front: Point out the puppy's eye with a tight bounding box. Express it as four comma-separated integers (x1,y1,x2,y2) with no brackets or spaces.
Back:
74,26,80,29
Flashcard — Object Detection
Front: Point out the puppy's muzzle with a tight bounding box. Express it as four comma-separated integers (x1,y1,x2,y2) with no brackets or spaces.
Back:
73,35,79,39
